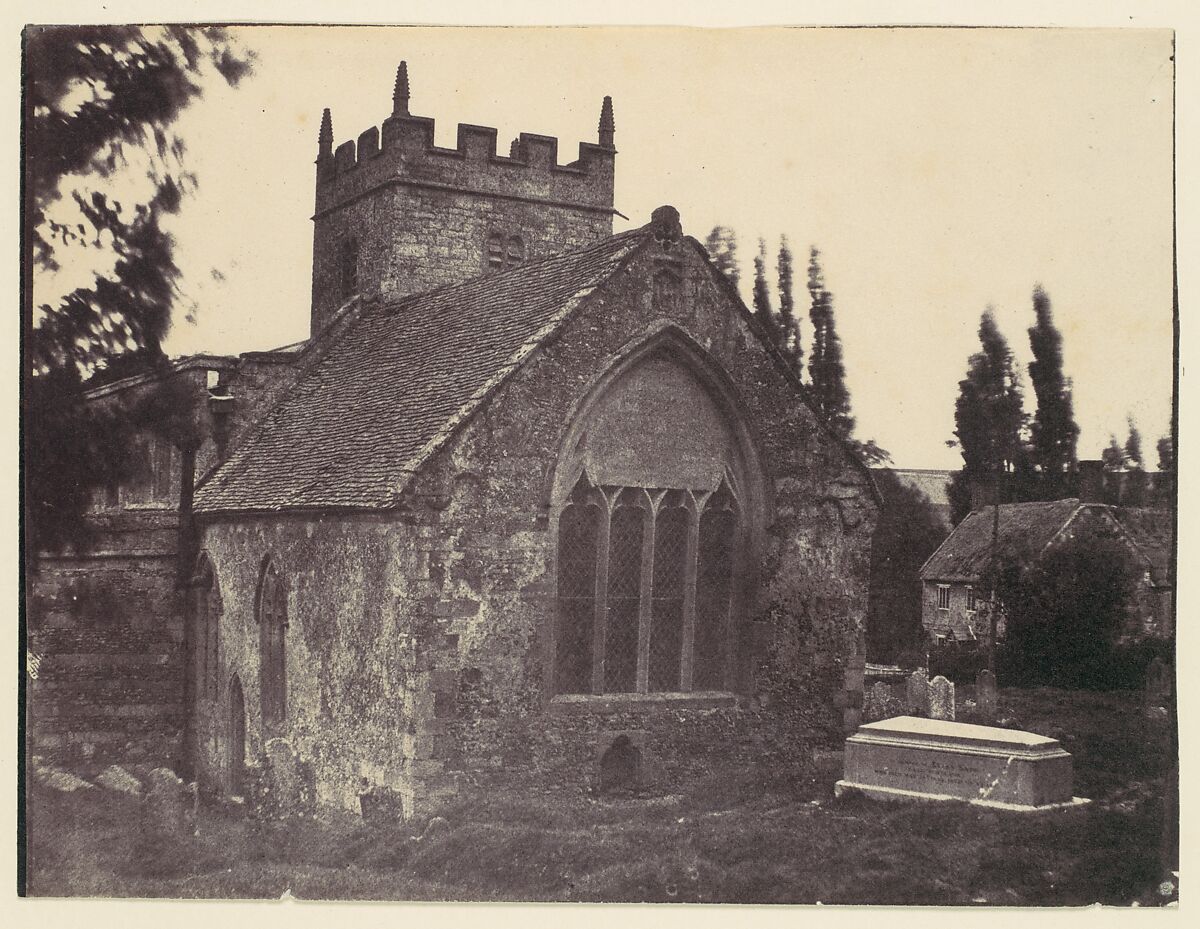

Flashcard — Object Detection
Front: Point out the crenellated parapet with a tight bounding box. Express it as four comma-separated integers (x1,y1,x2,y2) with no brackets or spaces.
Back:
308,62,617,335
314,108,616,218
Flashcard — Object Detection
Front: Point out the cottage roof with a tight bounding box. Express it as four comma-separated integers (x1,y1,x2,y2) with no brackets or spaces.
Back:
1111,507,1174,585
919,498,1083,582
194,229,645,513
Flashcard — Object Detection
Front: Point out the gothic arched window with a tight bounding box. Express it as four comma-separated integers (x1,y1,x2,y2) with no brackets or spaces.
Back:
193,555,223,701
554,473,742,695
340,236,359,299
256,559,288,732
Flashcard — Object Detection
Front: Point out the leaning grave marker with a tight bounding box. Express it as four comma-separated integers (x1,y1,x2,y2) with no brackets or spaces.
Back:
835,716,1089,812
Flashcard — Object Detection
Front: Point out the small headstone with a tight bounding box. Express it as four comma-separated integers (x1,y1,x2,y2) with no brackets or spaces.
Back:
1144,657,1170,707
976,669,998,719
265,737,303,815
144,767,195,835
39,768,94,793
420,815,449,840
906,670,930,716
97,764,143,796
929,676,956,721
865,682,905,721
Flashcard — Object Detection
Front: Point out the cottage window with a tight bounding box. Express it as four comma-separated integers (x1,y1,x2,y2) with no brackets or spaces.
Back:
257,560,288,732
554,473,739,695
937,584,951,611
340,236,359,298
965,586,978,614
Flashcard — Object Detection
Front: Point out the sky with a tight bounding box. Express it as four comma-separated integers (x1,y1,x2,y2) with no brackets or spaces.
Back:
36,24,1176,470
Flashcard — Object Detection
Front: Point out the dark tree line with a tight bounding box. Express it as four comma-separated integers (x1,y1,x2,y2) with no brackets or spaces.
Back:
947,286,1173,522
705,226,888,465
24,26,252,551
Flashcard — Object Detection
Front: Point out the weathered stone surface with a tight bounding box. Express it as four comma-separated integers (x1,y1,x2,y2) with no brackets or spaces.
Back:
359,785,406,824
976,669,998,719
144,767,196,835
836,716,1086,810
37,767,94,793
96,764,143,796
1144,656,1171,706
929,676,956,721
264,738,305,815
905,670,929,716
864,682,904,722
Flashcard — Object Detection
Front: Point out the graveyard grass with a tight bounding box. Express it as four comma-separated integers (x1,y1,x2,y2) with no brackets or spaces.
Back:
26,686,1177,905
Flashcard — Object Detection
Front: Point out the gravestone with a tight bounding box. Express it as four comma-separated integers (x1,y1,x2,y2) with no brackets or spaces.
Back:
929,675,956,721
836,716,1088,811
96,764,142,796
144,767,196,835
599,736,641,794
865,681,903,721
264,737,304,815
976,669,998,720
1144,657,1170,707
906,670,930,716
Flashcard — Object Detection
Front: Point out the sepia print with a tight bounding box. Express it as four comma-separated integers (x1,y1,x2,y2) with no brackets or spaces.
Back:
20,19,1178,907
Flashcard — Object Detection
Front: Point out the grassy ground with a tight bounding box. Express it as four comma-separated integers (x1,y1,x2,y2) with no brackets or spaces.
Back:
24,687,1177,905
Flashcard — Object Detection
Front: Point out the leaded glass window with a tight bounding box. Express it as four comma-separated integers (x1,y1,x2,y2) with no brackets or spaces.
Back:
553,474,741,696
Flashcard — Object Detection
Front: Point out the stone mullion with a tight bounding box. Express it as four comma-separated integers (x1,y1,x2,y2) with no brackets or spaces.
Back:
679,494,700,692
591,489,612,695
635,491,657,694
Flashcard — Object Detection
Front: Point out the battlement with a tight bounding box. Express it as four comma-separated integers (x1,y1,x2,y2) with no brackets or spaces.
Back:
309,63,617,335
316,115,615,217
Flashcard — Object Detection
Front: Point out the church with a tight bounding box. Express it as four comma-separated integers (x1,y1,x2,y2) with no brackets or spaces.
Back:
29,63,879,819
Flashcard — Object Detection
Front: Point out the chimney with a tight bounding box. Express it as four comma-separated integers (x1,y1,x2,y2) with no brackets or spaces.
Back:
1078,459,1104,504
968,478,993,512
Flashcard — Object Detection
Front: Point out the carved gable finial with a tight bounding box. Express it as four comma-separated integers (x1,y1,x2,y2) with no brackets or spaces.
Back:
650,204,682,246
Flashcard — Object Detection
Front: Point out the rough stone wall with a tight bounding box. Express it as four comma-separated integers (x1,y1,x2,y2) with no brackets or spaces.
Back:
26,355,303,777
27,523,184,774
385,236,876,809
190,234,875,818
921,581,978,642
193,516,424,813
310,113,614,333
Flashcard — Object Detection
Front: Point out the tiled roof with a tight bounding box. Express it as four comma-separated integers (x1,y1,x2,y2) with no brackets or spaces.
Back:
1112,507,1174,584
195,230,646,513
920,498,1082,581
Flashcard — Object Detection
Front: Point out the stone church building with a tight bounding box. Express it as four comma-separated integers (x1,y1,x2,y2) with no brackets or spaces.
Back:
29,64,878,818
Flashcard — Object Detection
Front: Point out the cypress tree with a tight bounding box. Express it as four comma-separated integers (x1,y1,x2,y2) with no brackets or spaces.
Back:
752,237,778,341
1027,285,1079,497
1124,416,1144,470
807,247,853,437
947,309,1028,522
777,236,801,376
703,226,740,290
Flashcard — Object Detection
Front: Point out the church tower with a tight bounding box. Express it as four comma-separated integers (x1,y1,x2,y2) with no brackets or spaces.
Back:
310,62,617,335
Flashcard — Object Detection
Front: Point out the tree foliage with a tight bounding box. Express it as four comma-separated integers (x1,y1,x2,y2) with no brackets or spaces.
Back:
995,526,1138,688
776,236,802,377
867,470,948,663
1124,415,1144,471
947,309,1029,523
751,237,778,341
703,225,740,290
806,247,854,439
24,25,252,552
1027,285,1079,496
